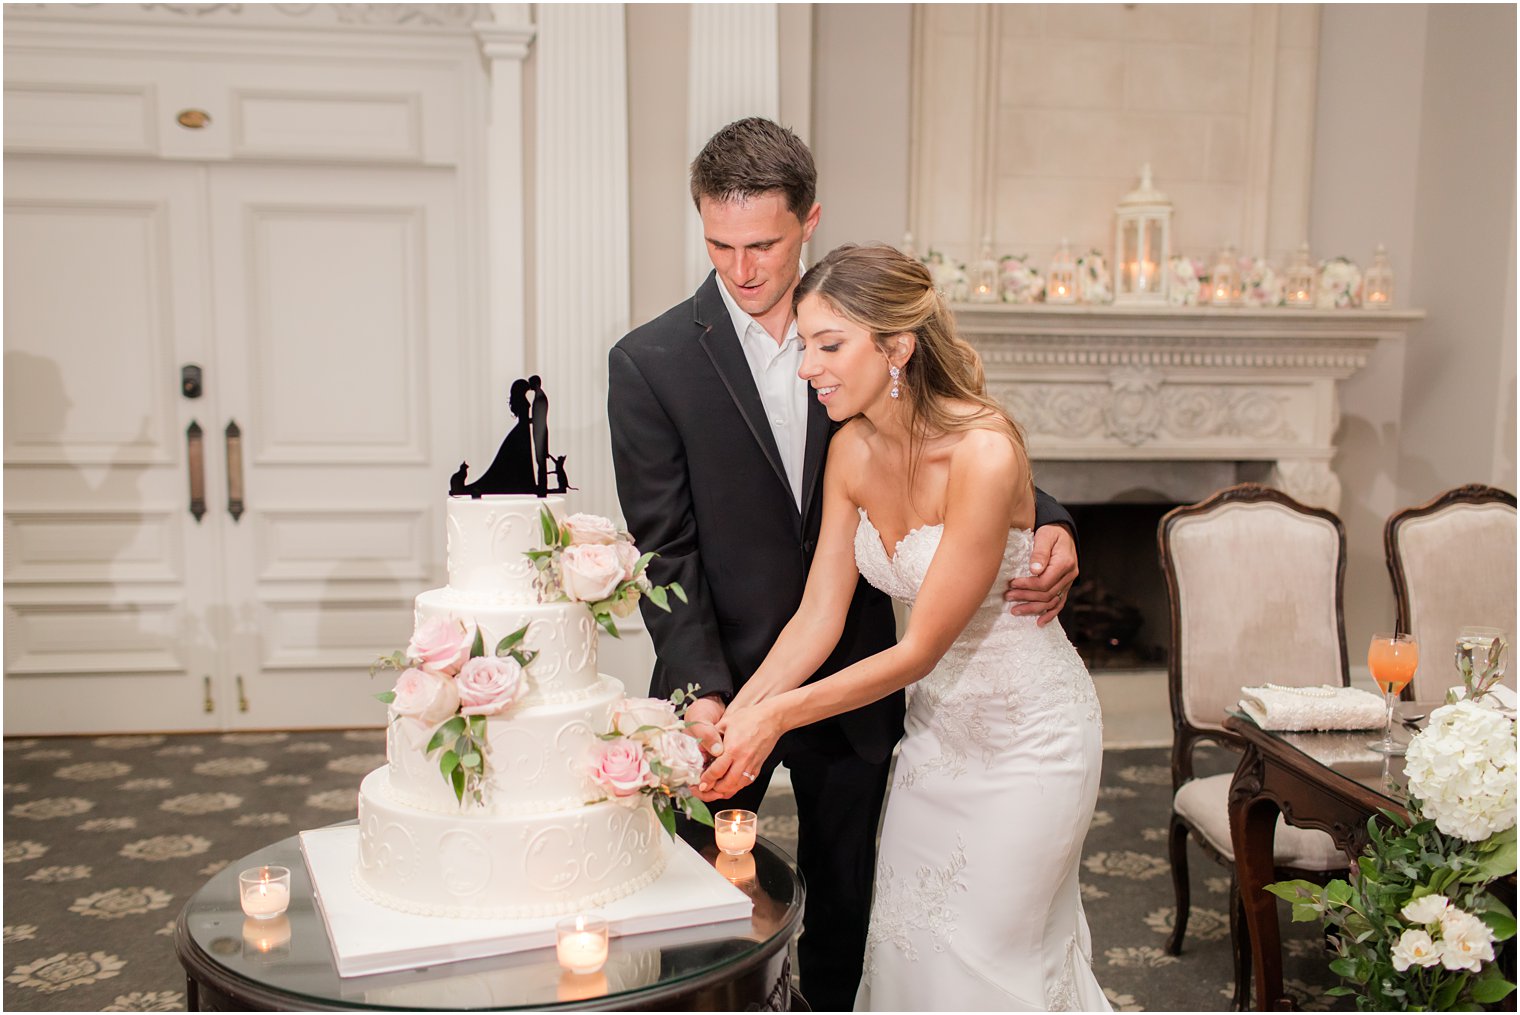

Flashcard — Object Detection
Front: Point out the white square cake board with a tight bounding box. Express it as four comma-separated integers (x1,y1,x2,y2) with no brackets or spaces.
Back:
299,825,753,977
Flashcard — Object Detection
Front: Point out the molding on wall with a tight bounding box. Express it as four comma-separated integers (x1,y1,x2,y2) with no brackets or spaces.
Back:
685,3,781,291
534,3,629,522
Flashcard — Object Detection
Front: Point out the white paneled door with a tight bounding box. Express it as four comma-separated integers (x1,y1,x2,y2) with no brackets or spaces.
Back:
4,157,461,733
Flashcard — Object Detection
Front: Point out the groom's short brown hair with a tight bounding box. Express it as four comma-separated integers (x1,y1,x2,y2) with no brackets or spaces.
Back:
689,117,817,222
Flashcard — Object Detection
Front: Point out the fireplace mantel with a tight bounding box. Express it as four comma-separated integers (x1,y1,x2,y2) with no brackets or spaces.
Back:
955,304,1424,511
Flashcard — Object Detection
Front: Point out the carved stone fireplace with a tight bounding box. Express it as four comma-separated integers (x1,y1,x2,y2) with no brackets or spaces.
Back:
960,304,1423,673
960,304,1423,512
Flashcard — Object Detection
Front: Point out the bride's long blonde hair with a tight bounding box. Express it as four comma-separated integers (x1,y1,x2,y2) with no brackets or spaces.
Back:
794,243,1029,489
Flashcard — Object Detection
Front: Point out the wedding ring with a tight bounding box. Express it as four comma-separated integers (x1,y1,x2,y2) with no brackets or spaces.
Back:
742,771,756,781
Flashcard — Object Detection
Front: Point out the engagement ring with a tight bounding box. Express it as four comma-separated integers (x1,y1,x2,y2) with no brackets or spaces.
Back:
742,771,756,781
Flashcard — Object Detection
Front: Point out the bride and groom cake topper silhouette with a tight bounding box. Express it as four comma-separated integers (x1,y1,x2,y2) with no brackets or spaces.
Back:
450,375,572,497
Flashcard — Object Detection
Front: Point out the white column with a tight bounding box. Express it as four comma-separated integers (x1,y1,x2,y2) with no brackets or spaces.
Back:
685,3,781,290
473,5,535,465
534,3,629,523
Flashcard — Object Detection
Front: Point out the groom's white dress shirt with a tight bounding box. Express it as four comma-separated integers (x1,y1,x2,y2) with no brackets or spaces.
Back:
715,277,808,511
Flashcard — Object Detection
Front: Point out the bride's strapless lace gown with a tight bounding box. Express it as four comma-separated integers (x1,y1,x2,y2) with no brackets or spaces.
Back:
852,509,1110,1012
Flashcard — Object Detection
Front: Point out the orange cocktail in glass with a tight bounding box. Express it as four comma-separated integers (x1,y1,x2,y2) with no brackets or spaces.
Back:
1368,632,1418,755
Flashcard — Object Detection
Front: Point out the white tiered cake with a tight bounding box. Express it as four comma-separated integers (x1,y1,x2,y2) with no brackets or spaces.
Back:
354,495,667,918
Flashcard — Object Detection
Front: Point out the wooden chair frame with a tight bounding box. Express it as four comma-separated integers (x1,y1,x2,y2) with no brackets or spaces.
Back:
1384,483,1517,701
1158,483,1349,1010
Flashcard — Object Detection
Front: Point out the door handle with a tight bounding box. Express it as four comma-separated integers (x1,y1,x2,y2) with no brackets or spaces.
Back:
225,421,245,522
186,421,206,522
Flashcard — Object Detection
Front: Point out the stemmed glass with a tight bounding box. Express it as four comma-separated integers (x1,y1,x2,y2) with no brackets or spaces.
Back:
1454,626,1508,704
1367,632,1418,755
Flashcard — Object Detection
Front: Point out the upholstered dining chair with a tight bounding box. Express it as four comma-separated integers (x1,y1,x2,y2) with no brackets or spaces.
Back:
1158,483,1349,1010
1384,484,1517,700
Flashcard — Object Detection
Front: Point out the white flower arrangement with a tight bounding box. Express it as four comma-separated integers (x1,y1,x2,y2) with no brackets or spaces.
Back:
1315,256,1363,308
1075,250,1113,304
1241,257,1285,308
1269,676,1517,1008
1166,256,1203,306
922,250,970,302
1403,699,1517,842
997,254,1045,304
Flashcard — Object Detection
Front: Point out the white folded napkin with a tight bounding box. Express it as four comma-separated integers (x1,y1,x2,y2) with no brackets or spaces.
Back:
1239,683,1387,731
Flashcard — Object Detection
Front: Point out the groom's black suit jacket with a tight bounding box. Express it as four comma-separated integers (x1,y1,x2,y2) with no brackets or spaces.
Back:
609,272,1072,764
609,272,903,762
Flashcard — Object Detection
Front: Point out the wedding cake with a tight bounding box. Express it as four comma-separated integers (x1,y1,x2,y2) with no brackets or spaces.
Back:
354,494,669,919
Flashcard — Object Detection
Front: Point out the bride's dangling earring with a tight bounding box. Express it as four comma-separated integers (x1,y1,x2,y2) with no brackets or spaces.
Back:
889,365,901,399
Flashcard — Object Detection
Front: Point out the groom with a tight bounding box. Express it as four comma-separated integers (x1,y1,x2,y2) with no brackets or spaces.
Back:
608,117,1078,1010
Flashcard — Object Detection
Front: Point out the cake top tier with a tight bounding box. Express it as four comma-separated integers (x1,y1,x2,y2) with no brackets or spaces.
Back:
445,495,565,601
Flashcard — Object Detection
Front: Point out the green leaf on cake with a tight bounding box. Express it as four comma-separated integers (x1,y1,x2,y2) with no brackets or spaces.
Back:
450,764,466,803
596,611,621,639
469,626,485,659
373,691,396,704
539,506,557,545
495,625,529,656
461,751,481,769
426,716,467,754
469,715,487,739
439,749,460,776
685,795,714,828
655,798,677,839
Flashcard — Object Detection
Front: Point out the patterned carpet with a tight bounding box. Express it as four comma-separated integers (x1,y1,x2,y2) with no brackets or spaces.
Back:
2,733,1342,1012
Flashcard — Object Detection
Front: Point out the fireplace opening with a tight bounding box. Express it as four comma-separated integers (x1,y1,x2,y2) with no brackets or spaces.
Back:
1063,500,1178,673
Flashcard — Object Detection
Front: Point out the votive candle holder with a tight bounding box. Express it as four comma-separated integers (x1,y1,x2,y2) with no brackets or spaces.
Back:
238,865,291,920
714,809,757,855
556,913,609,974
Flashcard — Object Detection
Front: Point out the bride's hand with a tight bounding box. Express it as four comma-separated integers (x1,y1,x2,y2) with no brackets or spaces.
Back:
697,702,783,802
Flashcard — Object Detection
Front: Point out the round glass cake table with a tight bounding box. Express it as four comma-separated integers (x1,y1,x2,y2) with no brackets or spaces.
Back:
175,825,805,1011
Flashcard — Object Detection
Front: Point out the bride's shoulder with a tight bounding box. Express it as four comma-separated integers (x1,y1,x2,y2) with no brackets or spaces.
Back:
949,427,1025,476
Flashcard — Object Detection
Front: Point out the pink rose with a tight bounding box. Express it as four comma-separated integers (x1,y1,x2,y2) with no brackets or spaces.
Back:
612,539,642,582
407,617,472,675
391,667,460,725
562,513,620,545
654,729,705,787
456,655,527,717
559,544,624,603
590,739,655,798
612,696,682,741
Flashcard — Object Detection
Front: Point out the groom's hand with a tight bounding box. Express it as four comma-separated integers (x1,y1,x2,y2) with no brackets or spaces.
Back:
698,703,781,802
683,693,726,763
1006,522,1078,626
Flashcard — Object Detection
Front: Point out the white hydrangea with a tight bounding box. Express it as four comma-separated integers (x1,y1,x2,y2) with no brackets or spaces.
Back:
1403,700,1517,841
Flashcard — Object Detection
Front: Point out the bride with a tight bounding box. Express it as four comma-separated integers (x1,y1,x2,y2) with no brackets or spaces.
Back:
701,243,1109,1011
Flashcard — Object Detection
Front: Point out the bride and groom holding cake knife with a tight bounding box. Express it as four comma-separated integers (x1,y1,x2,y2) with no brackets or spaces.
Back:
608,118,1108,1012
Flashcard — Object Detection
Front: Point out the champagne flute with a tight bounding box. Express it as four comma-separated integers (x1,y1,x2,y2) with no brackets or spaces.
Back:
1367,632,1418,755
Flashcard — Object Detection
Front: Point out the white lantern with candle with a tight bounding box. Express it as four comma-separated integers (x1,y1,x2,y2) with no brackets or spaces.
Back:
1364,244,1394,308
1113,165,1172,305
1208,245,1242,306
1047,239,1077,304
1284,242,1316,308
970,237,999,303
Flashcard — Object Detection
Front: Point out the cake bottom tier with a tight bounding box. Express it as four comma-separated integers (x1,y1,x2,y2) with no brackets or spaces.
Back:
355,768,667,919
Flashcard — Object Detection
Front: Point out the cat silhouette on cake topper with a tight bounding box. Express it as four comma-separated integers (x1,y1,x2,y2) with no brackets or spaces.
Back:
449,375,573,497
